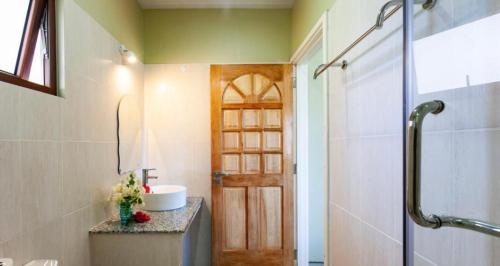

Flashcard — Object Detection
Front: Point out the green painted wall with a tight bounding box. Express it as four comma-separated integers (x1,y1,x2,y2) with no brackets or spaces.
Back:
73,0,144,61
291,0,335,54
71,0,331,64
143,9,292,64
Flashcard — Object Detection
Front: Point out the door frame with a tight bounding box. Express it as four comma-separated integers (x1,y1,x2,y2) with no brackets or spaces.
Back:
290,12,330,266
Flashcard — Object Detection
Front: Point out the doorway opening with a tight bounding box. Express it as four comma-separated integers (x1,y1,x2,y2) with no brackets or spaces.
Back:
292,13,329,266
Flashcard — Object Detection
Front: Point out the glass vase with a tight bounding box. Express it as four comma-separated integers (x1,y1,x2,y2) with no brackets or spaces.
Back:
119,202,133,225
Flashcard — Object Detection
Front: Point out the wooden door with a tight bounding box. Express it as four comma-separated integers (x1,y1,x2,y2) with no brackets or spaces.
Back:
211,64,294,266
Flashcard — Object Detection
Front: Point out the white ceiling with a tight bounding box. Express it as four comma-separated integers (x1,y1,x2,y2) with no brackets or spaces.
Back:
137,0,295,9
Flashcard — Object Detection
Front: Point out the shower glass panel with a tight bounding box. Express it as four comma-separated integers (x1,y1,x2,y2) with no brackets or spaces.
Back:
407,0,500,265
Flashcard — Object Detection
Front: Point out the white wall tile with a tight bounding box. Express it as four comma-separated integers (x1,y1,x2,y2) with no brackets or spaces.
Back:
453,83,500,130
63,208,91,266
2,220,63,266
144,64,212,210
409,1,500,265
62,142,92,214
0,142,22,243
0,0,144,264
413,252,437,266
89,143,121,205
356,136,402,241
20,141,62,233
330,204,402,266
18,91,62,141
0,84,19,140
328,0,405,263
345,63,401,137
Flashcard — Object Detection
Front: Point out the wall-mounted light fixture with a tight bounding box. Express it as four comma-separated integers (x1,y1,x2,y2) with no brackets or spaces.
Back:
119,45,138,65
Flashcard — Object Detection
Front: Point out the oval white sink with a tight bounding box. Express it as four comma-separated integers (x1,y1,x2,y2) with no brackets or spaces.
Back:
143,185,187,211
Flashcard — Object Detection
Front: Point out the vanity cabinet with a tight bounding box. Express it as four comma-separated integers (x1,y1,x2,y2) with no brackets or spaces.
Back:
89,197,210,266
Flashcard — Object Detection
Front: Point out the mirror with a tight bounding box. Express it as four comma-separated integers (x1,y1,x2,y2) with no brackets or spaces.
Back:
117,95,142,174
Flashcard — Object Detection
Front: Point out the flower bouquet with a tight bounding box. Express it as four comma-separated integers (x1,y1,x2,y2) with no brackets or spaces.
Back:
110,172,145,225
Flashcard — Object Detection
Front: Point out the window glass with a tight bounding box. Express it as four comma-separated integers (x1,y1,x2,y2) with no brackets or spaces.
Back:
29,30,45,85
0,0,31,74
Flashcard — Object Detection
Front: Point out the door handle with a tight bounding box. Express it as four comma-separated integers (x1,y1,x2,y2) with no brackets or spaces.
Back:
213,171,229,185
407,100,500,237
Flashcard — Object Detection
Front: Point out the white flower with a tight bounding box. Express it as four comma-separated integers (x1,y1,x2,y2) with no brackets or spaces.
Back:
109,172,145,206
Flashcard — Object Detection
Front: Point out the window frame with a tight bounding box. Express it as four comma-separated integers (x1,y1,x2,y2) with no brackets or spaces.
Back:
0,0,57,95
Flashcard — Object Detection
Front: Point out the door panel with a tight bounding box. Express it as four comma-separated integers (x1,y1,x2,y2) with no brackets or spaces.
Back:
211,64,293,266
223,187,247,250
257,187,283,249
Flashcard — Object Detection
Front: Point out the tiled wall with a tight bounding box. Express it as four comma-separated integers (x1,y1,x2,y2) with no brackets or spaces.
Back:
328,0,405,264
143,64,211,210
328,0,500,265
412,0,500,265
0,0,144,265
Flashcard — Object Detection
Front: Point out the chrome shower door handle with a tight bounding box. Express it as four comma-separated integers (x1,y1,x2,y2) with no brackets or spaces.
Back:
407,100,444,229
407,100,500,237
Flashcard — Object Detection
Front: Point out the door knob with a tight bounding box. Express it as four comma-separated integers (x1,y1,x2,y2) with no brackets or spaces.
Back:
213,171,229,185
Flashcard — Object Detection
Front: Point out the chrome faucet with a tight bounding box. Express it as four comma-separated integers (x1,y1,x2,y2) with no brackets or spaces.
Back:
142,168,158,186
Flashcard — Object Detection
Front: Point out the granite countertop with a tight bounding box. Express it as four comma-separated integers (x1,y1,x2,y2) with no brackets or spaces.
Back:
89,197,203,234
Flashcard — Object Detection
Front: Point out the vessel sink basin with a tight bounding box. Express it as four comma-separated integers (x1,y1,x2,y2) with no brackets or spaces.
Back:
143,185,187,211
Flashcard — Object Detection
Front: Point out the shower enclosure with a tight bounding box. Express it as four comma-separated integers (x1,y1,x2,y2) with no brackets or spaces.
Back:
404,0,500,264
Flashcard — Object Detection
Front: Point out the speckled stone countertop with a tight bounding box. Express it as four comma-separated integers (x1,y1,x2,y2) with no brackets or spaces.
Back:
89,197,203,234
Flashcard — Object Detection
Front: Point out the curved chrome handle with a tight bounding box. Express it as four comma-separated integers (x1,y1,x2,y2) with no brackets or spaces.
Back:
407,100,500,237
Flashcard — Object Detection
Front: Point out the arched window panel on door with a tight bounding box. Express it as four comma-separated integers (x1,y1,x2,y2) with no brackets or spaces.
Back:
222,73,282,104
222,85,244,104
260,84,282,102
253,74,272,95
233,74,252,95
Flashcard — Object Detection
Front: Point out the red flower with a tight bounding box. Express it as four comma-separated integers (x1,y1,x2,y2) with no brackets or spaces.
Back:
133,211,151,223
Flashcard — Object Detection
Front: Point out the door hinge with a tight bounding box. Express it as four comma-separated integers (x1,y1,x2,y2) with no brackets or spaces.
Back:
293,163,297,175
294,249,297,260
292,65,297,88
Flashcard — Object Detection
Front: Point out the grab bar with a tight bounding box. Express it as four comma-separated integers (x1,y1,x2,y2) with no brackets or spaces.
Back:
407,100,500,237
313,60,348,79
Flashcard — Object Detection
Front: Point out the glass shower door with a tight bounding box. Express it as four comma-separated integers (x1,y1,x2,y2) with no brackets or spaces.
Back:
405,0,500,265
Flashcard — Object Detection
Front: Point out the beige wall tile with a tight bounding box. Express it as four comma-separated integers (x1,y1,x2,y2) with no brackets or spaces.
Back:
144,64,211,210
2,220,63,266
18,91,62,141
89,143,120,205
62,142,92,214
0,142,22,243
63,208,91,266
0,84,19,140
20,141,62,233
0,0,144,264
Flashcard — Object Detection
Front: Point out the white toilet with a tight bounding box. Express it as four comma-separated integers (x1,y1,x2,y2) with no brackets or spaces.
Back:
24,260,58,266
0,258,57,266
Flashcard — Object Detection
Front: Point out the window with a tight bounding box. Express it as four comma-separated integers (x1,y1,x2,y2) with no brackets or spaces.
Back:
0,0,57,95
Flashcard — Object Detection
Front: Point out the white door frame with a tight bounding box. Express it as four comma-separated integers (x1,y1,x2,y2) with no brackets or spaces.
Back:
290,12,329,266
